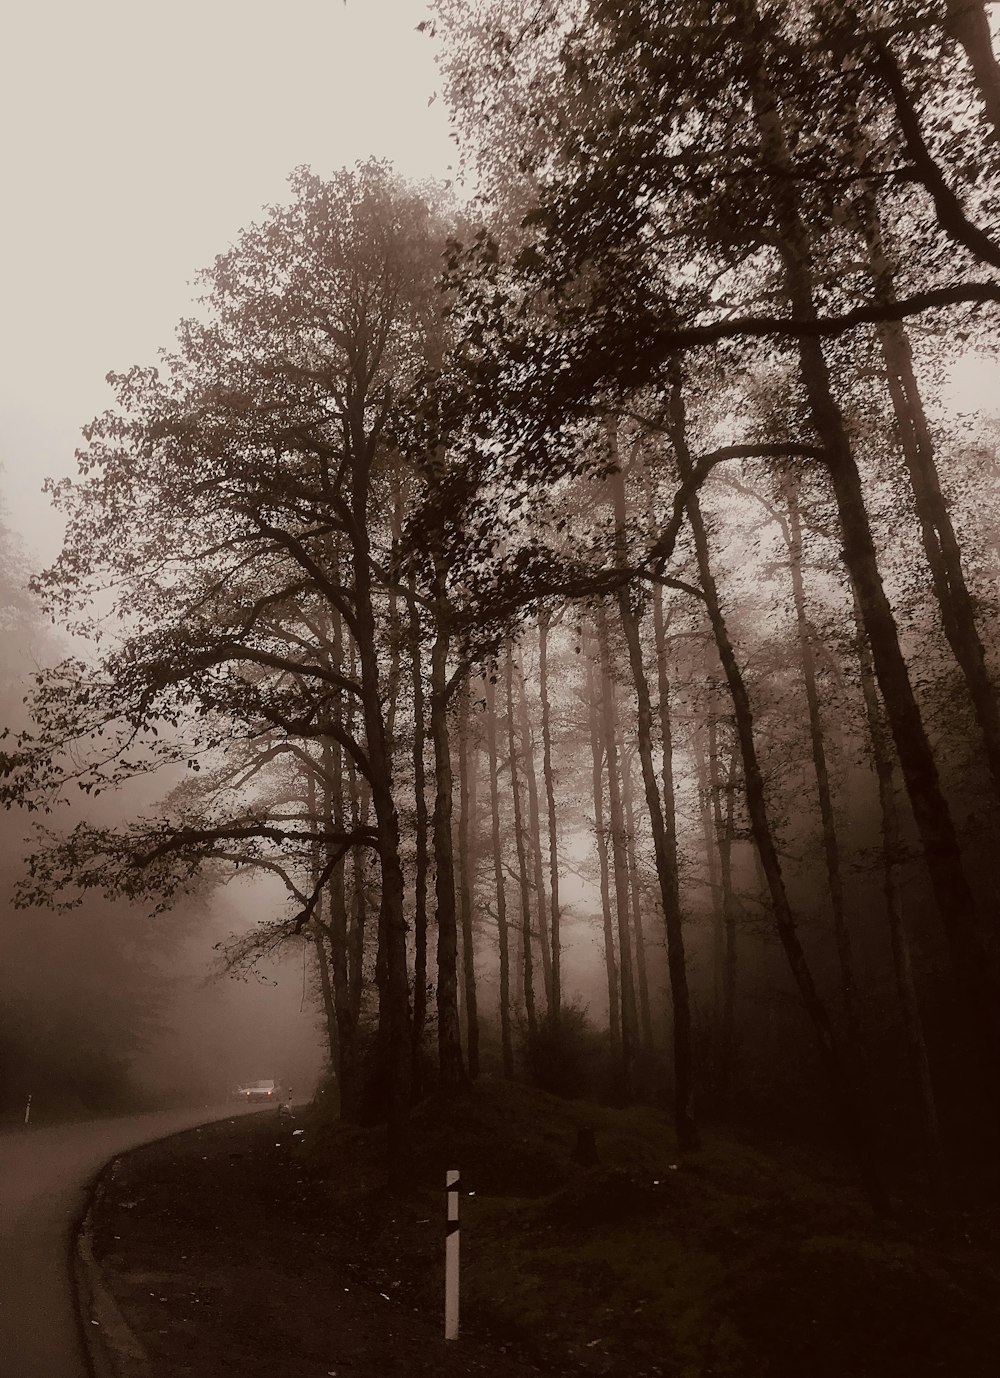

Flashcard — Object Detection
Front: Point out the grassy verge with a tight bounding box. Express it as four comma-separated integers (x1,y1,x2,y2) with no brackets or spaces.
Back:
87,1080,1000,1376
300,1078,1000,1377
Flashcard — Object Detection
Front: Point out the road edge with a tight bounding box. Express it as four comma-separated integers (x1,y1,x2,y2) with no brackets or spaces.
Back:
70,1108,272,1378
73,1156,150,1378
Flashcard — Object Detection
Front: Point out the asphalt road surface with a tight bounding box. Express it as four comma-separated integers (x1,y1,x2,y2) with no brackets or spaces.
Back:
0,1104,257,1378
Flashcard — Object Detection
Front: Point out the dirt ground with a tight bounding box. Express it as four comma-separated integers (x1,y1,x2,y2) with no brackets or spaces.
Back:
85,1110,561,1378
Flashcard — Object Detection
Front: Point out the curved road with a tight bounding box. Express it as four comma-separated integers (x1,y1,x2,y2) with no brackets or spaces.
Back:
0,1104,257,1377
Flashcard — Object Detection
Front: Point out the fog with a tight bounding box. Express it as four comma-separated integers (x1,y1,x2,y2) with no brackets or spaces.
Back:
1,0,1000,1209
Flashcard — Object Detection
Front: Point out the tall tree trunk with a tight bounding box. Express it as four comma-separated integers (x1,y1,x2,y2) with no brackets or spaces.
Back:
853,176,1000,802
485,675,514,1076
430,585,466,1088
784,480,860,1018
744,16,999,1077
707,711,739,1093
306,764,339,1071
852,585,948,1199
516,651,552,1010
585,630,622,1065
609,461,695,1141
538,608,562,1024
323,606,362,1122
694,720,725,1033
345,631,369,1036
621,745,655,1058
457,684,481,1079
507,643,538,1040
667,371,884,1207
597,608,638,1098
406,575,430,1089
352,474,411,1192
312,923,340,1069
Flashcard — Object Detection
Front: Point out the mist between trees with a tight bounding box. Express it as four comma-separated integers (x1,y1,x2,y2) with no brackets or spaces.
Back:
3,0,1000,1204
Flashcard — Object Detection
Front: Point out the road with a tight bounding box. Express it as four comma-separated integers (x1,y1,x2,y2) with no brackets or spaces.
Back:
0,1104,256,1378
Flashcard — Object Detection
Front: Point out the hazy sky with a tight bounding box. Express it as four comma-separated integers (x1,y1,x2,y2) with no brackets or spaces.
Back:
1,3,997,569
0,0,454,563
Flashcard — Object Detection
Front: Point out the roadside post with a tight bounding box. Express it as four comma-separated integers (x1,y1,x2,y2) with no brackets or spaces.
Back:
24,1093,32,1126
445,1168,460,1340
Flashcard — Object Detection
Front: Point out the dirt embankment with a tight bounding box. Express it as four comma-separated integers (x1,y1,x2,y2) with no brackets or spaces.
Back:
81,1084,1000,1378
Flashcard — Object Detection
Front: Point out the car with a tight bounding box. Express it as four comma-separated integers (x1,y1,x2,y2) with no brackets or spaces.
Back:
238,1079,280,1102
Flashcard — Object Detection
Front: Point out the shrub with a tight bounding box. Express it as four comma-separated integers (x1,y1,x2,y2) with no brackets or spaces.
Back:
519,1002,609,1099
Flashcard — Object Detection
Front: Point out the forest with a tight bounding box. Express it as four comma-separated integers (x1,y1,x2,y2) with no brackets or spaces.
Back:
2,0,1000,1212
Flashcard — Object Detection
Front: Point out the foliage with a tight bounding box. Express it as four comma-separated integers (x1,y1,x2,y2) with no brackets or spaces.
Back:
518,1000,608,1099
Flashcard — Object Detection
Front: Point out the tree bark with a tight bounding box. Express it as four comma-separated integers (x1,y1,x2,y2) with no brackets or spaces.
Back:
585,629,622,1066
506,643,538,1040
406,575,430,1089
457,682,481,1079
621,745,655,1058
430,580,466,1088
323,606,363,1122
852,583,948,1199
610,462,695,1141
597,608,638,1098
694,720,725,1034
351,445,411,1192
538,608,563,1024
784,480,860,1019
312,923,340,1068
707,711,739,1092
485,674,515,1076
306,763,339,1072
516,651,553,1011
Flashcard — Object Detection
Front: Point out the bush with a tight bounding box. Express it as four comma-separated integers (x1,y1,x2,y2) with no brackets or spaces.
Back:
519,1002,609,1099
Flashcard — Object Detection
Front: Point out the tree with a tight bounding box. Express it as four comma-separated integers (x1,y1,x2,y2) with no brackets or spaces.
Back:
2,164,455,1188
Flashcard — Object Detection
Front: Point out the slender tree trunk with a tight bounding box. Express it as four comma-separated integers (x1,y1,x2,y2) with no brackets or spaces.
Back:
516,651,553,1011
853,178,1000,803
352,472,411,1192
585,630,622,1065
306,765,339,1070
430,585,466,1088
597,608,637,1098
694,721,725,1032
609,462,695,1141
385,477,404,751
323,607,362,1122
668,371,884,1207
538,608,562,1024
406,575,430,1088
485,675,514,1076
621,745,655,1058
852,585,948,1199
345,631,369,1036
784,480,860,1018
707,712,739,1092
507,643,538,1040
312,923,340,1068
744,20,999,1077
457,683,481,1079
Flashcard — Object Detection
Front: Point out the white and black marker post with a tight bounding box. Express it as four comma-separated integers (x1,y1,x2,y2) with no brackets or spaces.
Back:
445,1168,460,1340
23,1093,32,1126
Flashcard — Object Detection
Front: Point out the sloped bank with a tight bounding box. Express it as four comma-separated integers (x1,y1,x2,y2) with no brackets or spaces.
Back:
80,1083,1000,1377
